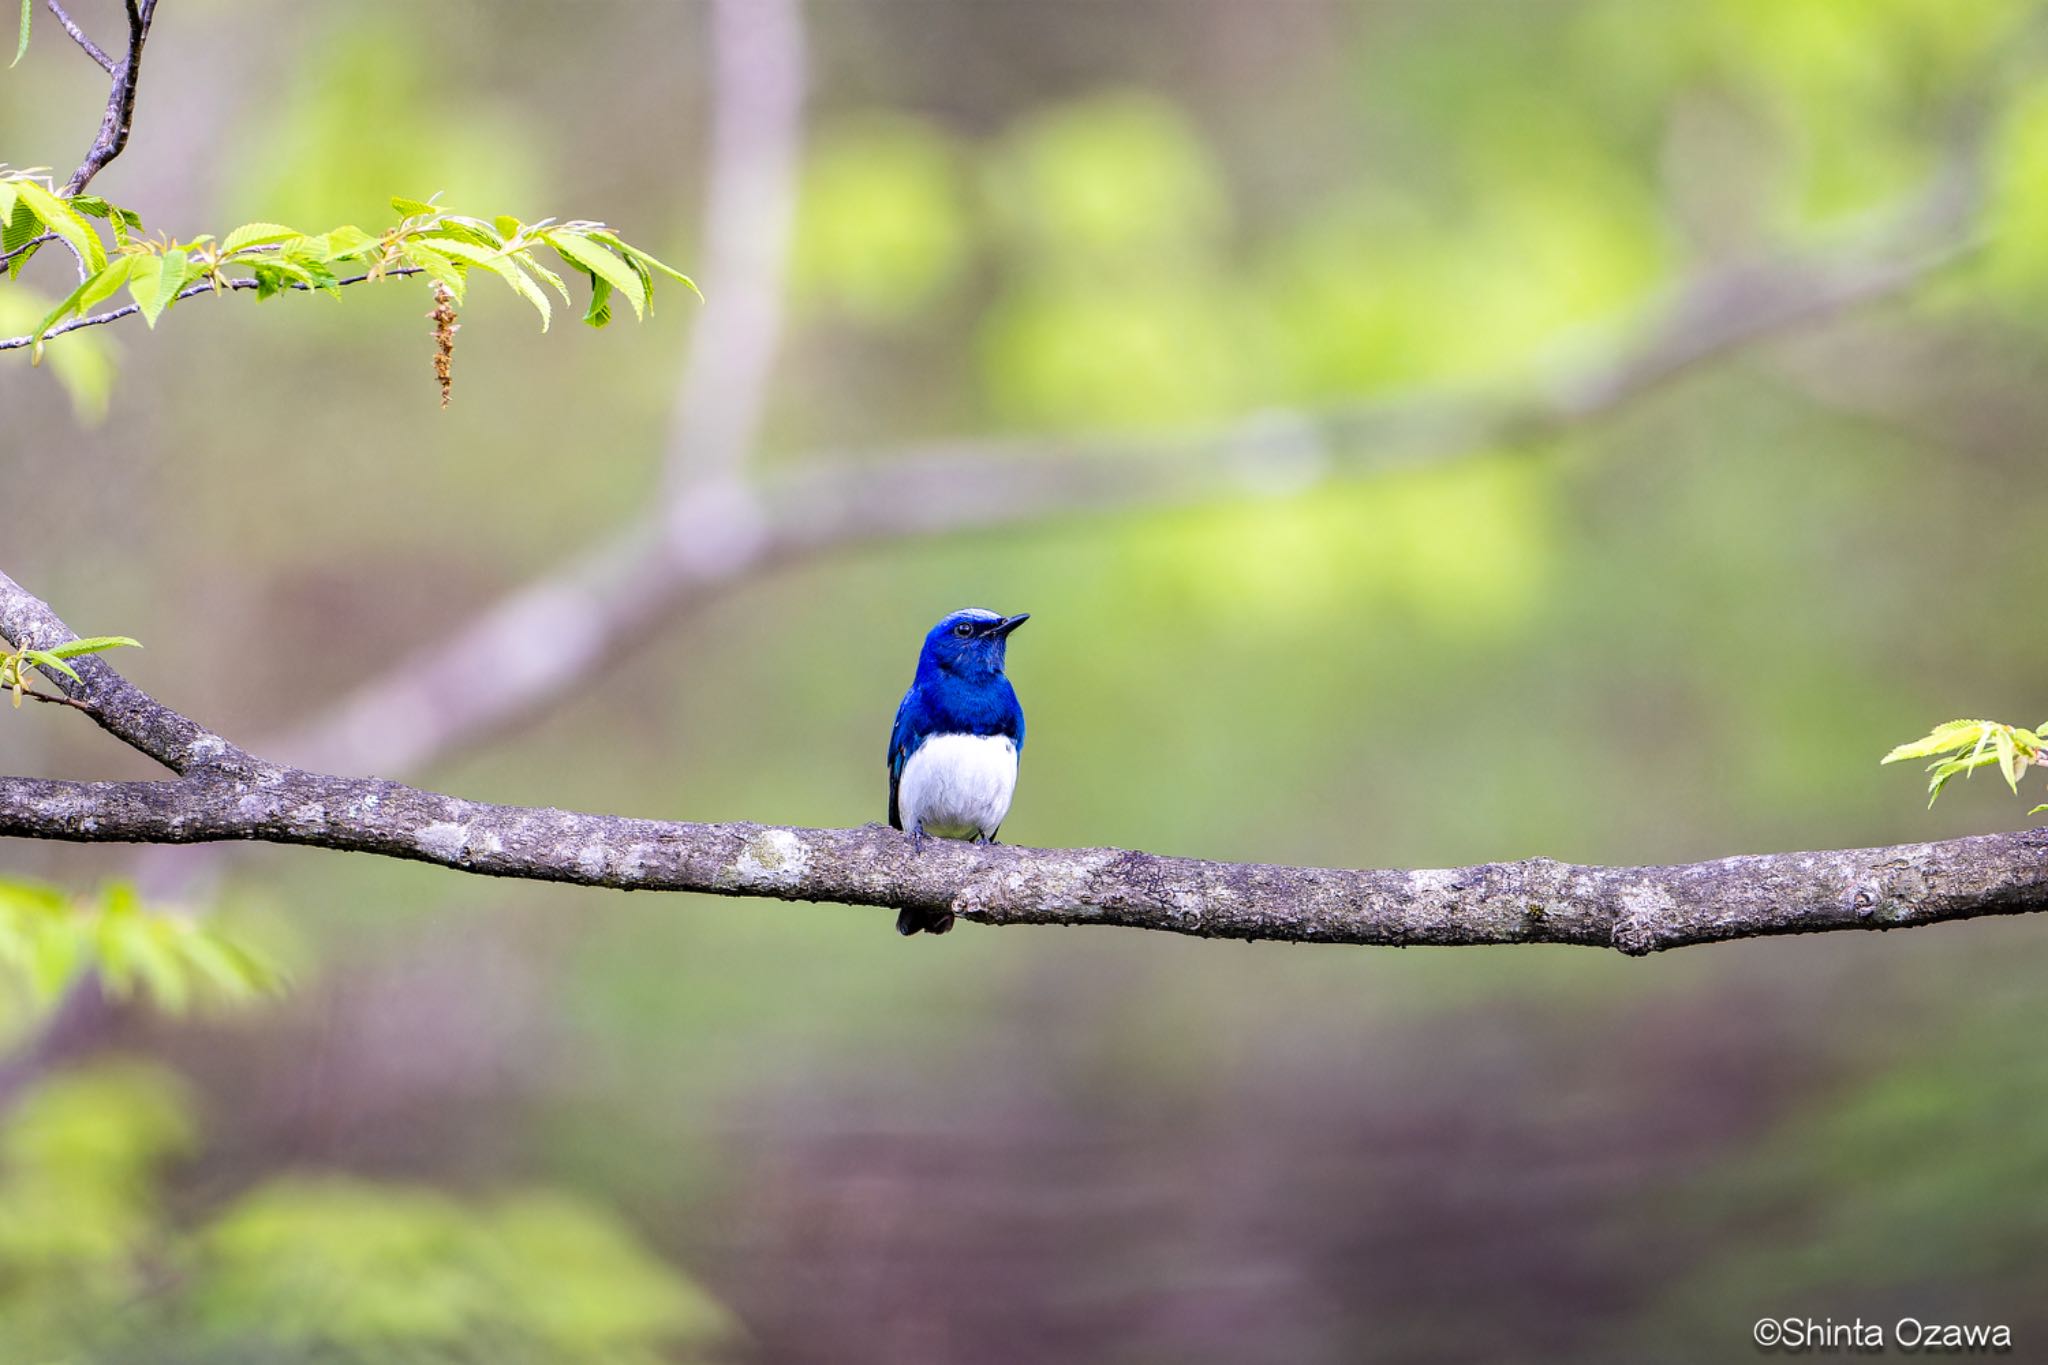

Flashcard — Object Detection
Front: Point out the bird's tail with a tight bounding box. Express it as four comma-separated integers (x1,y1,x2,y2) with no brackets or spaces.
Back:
896,905,956,936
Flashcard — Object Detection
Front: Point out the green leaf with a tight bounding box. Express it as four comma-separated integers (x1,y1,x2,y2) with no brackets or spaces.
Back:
29,272,99,359
44,634,141,659
400,241,468,301
261,253,341,294
105,204,142,247
3,188,39,275
1882,720,1992,765
177,254,212,292
518,252,575,308
1995,726,2022,791
593,230,700,298
303,259,342,295
250,257,315,290
548,231,645,319
126,251,186,328
612,244,655,315
126,254,165,325
426,217,504,250
24,651,80,683
14,178,107,274
282,232,336,265
390,195,438,218
221,222,302,255
582,272,613,329
410,236,499,268
321,224,378,259
77,254,135,311
421,237,549,329
12,0,27,68
488,254,551,330
494,215,522,241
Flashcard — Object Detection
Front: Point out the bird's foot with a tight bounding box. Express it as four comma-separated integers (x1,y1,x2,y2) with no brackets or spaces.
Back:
910,823,925,854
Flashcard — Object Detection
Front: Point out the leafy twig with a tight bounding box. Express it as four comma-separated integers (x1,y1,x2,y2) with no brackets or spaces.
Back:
0,187,694,366
1,632,139,708
1883,718,2048,809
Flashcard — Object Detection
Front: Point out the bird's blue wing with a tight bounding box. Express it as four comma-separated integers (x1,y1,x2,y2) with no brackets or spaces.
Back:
887,686,921,830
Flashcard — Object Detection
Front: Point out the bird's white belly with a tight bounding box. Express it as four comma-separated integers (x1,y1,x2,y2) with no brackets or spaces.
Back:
899,733,1017,839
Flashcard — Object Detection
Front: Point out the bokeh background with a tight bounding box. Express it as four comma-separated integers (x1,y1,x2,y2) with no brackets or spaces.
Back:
5,0,2048,1360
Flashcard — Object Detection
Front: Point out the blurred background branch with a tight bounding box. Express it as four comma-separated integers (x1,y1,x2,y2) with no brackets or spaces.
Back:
268,109,1986,786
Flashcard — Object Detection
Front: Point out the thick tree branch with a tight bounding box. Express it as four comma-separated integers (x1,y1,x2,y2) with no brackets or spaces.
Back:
7,572,2048,954
4,768,2046,955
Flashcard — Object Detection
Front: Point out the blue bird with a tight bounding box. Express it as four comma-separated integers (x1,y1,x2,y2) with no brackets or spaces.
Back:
887,608,1029,935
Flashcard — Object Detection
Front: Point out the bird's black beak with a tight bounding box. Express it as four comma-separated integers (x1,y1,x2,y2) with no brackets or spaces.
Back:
992,613,1029,637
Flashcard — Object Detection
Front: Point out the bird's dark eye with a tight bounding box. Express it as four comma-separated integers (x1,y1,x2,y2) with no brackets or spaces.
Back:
953,622,973,637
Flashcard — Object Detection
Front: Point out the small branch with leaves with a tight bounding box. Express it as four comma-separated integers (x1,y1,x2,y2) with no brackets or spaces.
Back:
0,632,137,709
0,181,696,399
1884,718,2048,812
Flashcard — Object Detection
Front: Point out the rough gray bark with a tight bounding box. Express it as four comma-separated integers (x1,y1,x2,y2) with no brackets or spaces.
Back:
3,771,2045,955
6,569,2047,954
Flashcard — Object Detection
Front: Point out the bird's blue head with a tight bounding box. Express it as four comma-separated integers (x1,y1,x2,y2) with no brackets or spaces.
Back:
920,608,1028,679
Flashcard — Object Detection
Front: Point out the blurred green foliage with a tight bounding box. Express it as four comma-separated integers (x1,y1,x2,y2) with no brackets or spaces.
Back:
0,1061,732,1363
222,29,547,232
0,284,110,417
794,112,971,322
0,877,283,1016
